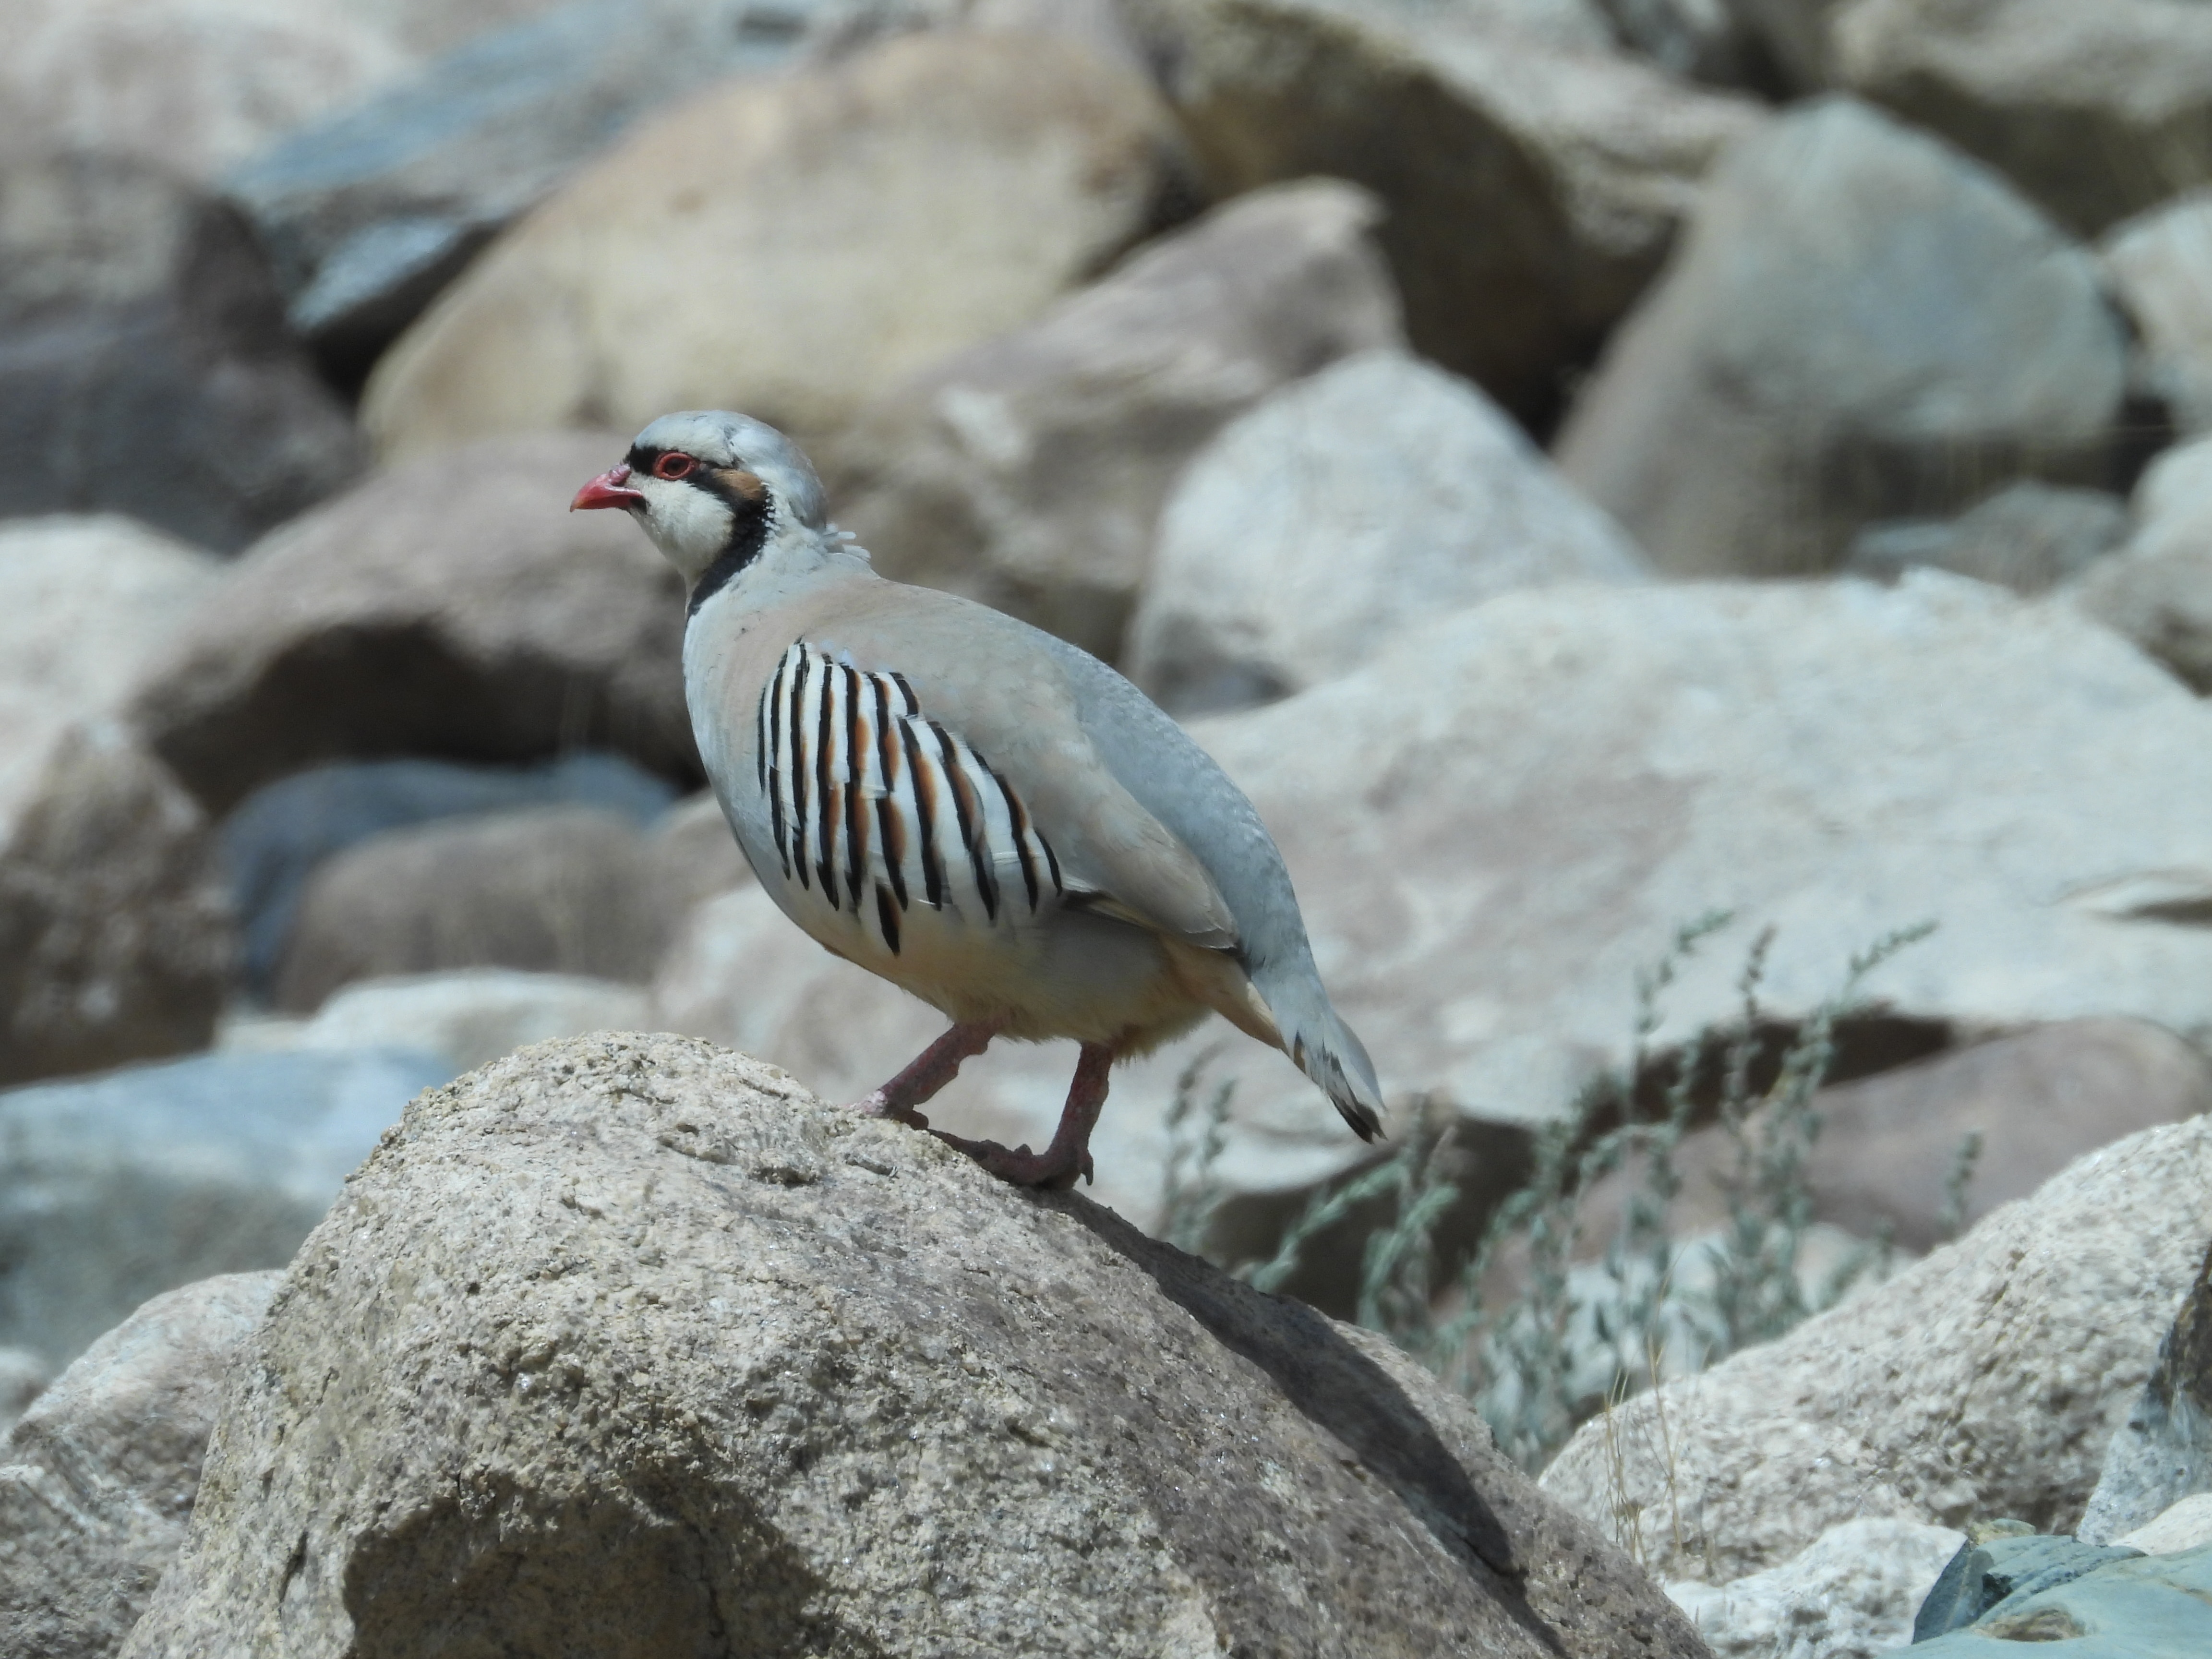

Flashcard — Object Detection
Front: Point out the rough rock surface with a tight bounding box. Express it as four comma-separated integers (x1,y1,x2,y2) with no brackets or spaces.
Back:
1845,481,2127,596
129,432,691,814
0,1273,280,1659
1557,97,2127,577
2080,1233,2212,1545
1128,349,1647,714
0,1049,449,1372
1118,0,1766,423
662,575,2212,1236
272,805,685,1011
0,149,364,553
1539,1117,2212,1583
122,1033,1705,1659
2072,434,2212,693
825,179,1404,661
362,31,1188,457
227,0,818,386
1833,0,2212,239
2103,191,2212,436
1667,1516,1966,1659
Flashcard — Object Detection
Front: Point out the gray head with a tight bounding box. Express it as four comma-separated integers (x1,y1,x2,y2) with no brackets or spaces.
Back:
570,410,830,591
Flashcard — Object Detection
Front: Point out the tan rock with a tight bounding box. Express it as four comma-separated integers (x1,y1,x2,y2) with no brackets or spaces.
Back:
128,431,691,815
362,31,1187,459
120,1033,1703,1659
824,178,1404,661
1119,0,1766,421
0,1273,279,1659
1539,1116,2212,1582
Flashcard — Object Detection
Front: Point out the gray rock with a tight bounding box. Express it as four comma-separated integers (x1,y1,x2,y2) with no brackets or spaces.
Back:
0,518,222,714
824,179,1405,662
0,1049,450,1372
2071,434,2212,692
2080,1233,2212,1545
362,31,1190,458
1833,0,2212,239
1128,349,1647,714
217,752,678,999
1846,481,2127,595
642,791,754,924
1597,0,1759,84
1539,1117,2212,1582
1666,1516,1965,1659
1557,97,2127,577
0,1351,46,1440
1915,1532,2144,1641
228,0,819,387
0,1272,280,1659
128,430,692,816
2103,191,2212,435
1913,1541,2212,1656
273,805,684,1012
273,970,650,1073
1117,0,1767,424
119,1033,1705,1659
0,150,364,554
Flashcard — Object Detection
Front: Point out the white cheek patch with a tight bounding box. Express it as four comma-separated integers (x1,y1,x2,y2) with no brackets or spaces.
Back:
637,476,736,577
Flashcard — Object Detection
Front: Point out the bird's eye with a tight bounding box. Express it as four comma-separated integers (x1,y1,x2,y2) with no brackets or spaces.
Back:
653,453,695,480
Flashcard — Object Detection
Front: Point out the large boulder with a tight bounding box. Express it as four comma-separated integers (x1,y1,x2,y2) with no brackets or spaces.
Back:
2072,434,2212,693
271,805,688,1011
659,575,2212,1246
0,1272,280,1659
0,150,364,553
362,31,1189,458
1832,0,2212,240
1539,1117,2212,1582
1127,349,1647,714
0,1049,450,1372
128,431,692,816
227,0,820,388
823,179,1405,661
2102,191,2212,437
1557,97,2127,578
120,1033,1702,1658
0,517,223,713
1117,0,1766,424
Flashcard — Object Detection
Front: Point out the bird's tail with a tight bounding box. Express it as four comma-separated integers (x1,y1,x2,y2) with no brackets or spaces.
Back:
1257,967,1385,1142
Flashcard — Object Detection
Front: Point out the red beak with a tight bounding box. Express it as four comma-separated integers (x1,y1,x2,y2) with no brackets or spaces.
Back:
571,464,647,512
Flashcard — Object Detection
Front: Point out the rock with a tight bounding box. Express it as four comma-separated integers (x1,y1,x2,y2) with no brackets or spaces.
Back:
1914,1531,2146,1640
361,32,1188,459
660,576,2212,1240
1666,1516,1965,1659
228,0,820,388
271,970,651,1072
216,752,680,999
0,150,365,553
129,431,693,816
1126,349,1647,714
1118,0,1767,423
272,805,684,1012
1717,0,1842,88
0,714,235,1088
0,0,406,186
348,0,579,58
1538,1116,2212,1583
2079,1232,2212,1544
2119,1493,2212,1556
1832,0,2212,239
120,1033,1703,1659
0,517,222,712
1557,97,2128,577
823,179,1405,662
1598,0,1759,84
1846,482,2127,596
0,1352,47,1439
1913,1541,2212,1656
2103,191,2212,436
0,1272,279,1659
0,1050,448,1373
2072,433,2212,693
642,790,753,925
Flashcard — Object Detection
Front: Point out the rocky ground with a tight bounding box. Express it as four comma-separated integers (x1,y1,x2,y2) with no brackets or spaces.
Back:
6,0,2212,1652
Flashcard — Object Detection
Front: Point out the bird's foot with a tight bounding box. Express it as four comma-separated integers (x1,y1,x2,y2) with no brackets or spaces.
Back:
929,1129,1093,1190
845,1088,930,1131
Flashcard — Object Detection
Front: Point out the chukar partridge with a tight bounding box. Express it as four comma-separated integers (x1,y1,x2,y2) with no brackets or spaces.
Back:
575,410,1382,1188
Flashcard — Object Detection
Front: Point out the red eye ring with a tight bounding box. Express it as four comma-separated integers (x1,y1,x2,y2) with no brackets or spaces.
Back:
652,452,695,480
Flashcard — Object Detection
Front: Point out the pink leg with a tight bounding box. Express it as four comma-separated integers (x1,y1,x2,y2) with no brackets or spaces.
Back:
847,1021,999,1129
932,1042,1114,1190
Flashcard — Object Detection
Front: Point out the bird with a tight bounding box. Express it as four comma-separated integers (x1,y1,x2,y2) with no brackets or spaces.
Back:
573,409,1382,1189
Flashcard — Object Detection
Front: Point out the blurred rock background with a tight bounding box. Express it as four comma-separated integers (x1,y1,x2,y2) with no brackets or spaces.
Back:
4,0,2212,1650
